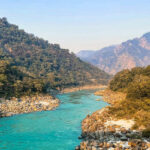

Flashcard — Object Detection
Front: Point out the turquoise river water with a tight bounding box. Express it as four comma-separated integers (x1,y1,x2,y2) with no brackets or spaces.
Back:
0,90,108,150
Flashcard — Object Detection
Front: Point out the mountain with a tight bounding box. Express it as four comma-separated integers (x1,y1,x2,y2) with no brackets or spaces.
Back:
77,33,150,75
0,18,110,97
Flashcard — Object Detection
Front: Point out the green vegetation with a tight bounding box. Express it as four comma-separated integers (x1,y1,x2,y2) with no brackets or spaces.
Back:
127,75,150,99
109,66,150,95
109,66,150,129
0,60,48,98
0,17,110,98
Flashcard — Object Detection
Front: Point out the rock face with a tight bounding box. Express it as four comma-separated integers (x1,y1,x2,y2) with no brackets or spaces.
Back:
77,32,150,75
0,95,60,117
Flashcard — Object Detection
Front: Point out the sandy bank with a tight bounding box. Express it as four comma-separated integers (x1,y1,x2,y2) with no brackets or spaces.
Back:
61,85,107,93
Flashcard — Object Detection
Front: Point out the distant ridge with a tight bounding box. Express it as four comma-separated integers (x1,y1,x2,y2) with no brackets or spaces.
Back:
77,33,150,74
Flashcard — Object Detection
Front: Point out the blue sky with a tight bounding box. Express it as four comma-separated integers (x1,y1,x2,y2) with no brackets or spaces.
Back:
0,0,150,52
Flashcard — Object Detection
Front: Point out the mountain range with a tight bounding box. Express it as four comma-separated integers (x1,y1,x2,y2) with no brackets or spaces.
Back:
77,33,150,74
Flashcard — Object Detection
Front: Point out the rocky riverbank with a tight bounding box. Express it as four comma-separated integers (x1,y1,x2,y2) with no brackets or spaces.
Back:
76,90,150,150
0,94,60,117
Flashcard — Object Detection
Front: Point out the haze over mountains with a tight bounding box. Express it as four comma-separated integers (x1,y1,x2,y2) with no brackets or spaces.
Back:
77,33,150,75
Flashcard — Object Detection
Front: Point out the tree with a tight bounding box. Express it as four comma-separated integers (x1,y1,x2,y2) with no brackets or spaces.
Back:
127,75,150,99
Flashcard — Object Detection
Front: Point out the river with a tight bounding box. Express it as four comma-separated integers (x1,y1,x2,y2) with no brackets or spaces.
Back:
0,89,108,150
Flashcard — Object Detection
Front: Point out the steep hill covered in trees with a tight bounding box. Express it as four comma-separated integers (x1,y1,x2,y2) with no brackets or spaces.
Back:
0,18,110,98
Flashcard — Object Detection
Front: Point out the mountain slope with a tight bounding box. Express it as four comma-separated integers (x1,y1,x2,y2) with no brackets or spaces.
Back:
0,17,110,97
77,33,150,74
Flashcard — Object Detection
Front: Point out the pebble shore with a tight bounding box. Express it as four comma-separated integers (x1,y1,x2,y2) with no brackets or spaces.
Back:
0,95,60,117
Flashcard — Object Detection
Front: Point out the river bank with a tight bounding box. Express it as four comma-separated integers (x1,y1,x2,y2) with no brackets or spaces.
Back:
0,84,106,118
61,85,107,94
0,94,60,117
76,89,150,150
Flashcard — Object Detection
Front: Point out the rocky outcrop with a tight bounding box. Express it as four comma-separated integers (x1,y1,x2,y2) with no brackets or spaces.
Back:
0,95,60,117
77,135,150,150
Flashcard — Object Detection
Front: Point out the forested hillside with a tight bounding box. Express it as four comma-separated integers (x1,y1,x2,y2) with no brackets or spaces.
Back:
0,18,110,98
0,60,49,98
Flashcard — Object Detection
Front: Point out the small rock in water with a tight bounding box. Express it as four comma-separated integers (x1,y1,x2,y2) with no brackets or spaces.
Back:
78,136,82,139
75,145,80,150
121,136,128,141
